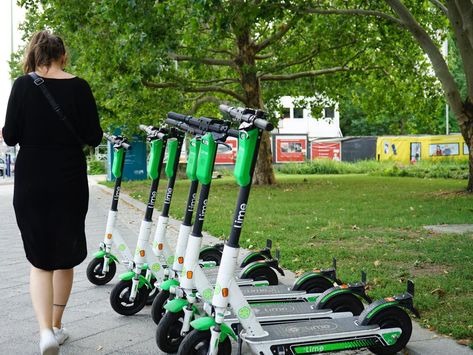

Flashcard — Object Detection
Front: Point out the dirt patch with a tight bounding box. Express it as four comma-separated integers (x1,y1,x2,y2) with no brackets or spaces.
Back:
410,263,451,277
427,190,470,199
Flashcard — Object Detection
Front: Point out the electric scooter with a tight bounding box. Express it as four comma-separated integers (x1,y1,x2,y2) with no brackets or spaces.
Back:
177,105,419,355
155,114,370,353
152,118,285,326
110,125,181,315
86,133,134,285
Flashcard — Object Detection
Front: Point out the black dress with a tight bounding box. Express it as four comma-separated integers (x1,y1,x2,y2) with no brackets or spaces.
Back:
2,74,103,270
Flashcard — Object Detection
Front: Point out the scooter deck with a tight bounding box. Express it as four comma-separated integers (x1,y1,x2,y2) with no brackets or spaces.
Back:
241,285,306,300
225,302,351,324
203,267,243,275
206,272,256,286
242,317,378,344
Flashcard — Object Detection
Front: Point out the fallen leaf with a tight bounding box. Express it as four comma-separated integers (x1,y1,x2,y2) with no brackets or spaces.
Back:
430,288,446,297
374,260,381,267
457,339,471,346
96,345,103,351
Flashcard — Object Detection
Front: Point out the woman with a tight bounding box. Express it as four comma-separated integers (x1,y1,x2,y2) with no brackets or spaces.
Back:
2,30,103,355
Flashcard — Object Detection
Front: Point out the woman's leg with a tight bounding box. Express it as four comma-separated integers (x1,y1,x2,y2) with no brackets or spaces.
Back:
30,266,54,331
52,268,74,328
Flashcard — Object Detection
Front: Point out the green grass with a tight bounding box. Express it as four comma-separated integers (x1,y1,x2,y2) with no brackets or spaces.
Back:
104,174,473,345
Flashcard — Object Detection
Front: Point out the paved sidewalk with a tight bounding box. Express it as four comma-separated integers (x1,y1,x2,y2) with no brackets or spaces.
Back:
0,178,471,354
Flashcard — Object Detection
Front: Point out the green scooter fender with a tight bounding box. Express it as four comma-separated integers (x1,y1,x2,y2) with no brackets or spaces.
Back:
93,250,119,265
118,271,152,289
164,298,201,315
160,278,180,291
190,317,237,342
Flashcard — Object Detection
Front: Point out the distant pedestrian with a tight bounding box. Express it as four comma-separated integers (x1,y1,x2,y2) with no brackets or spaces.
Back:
2,30,102,355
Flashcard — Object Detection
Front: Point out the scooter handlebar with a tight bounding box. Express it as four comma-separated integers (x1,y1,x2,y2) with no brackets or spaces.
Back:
218,104,274,131
165,118,206,136
104,133,131,150
139,124,166,140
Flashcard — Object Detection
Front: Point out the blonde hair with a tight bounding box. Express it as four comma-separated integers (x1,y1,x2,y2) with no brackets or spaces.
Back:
23,30,66,73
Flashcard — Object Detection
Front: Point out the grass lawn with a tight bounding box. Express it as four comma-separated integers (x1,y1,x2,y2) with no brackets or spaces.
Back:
105,174,473,345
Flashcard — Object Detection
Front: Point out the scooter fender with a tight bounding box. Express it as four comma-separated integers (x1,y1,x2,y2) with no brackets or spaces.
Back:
190,317,237,342
239,261,284,279
313,287,356,309
118,271,152,289
292,271,333,291
160,278,180,291
164,298,201,315
93,250,119,265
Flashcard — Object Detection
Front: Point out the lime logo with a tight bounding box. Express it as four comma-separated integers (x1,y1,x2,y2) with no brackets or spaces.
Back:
202,288,213,301
167,256,175,265
118,244,126,252
214,284,221,295
151,263,161,272
238,306,251,319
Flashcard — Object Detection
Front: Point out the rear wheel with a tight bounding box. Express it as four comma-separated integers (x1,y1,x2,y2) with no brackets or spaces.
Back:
156,310,185,353
322,293,365,316
199,248,222,266
367,307,412,354
177,329,232,355
151,290,170,325
294,276,333,293
86,258,116,285
240,252,267,267
109,280,149,316
243,266,278,285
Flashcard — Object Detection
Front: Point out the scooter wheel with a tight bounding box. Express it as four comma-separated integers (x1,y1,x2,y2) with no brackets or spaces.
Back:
86,258,117,285
177,329,231,355
322,293,365,316
239,252,267,268
109,280,149,316
199,248,222,266
146,276,158,305
156,310,185,353
151,290,170,325
294,276,333,293
243,266,279,285
367,307,412,354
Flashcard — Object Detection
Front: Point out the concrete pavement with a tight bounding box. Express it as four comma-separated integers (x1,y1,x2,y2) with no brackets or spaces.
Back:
0,177,471,354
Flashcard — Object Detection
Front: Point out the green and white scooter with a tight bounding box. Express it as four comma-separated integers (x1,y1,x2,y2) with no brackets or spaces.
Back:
156,112,371,353
177,105,419,355
86,134,134,285
109,125,184,315
152,118,285,325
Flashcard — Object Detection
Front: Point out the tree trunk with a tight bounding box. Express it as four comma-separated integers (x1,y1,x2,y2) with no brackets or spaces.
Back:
235,29,276,185
459,98,473,191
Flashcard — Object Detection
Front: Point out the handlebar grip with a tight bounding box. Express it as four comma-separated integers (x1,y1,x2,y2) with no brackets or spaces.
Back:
166,118,206,136
104,133,113,142
218,104,232,114
254,118,274,131
104,133,131,150
227,128,240,138
121,141,131,150
167,112,189,122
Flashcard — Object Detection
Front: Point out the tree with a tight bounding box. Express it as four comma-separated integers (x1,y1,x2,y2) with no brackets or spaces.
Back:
301,1,473,190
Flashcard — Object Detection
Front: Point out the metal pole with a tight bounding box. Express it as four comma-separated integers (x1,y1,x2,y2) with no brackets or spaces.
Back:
443,38,449,135
446,104,449,135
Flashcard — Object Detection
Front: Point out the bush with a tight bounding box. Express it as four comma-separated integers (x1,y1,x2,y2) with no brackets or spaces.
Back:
88,158,106,175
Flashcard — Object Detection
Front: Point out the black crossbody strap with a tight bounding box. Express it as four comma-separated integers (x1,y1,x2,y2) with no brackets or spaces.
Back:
28,72,85,147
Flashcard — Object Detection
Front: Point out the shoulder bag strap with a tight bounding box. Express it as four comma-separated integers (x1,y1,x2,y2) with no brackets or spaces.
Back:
28,72,86,147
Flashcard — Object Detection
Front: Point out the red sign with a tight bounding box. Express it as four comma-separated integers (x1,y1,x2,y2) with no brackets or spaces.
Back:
215,137,237,164
275,137,307,163
311,142,341,161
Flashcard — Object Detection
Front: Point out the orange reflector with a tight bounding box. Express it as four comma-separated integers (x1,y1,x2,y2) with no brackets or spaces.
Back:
178,257,184,264
385,297,395,302
158,243,164,251
106,233,112,239
187,271,193,279
222,288,229,297
139,250,145,257
341,284,348,289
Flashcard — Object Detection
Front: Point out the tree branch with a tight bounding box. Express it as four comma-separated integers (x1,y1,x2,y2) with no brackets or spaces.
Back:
429,0,448,15
255,16,300,53
255,53,274,60
142,80,246,102
304,7,404,26
260,66,350,81
188,78,239,85
169,53,235,67
188,96,222,114
386,0,464,121
453,0,473,51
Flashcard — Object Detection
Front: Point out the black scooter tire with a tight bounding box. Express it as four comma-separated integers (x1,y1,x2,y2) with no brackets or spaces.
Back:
199,248,222,266
110,280,149,316
294,276,334,293
367,307,412,354
156,310,185,353
177,329,232,355
151,290,170,325
146,276,158,305
322,293,365,316
243,266,279,285
86,258,117,286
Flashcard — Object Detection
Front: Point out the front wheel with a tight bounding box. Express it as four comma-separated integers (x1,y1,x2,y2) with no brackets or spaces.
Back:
367,307,412,355
177,329,232,355
151,290,170,325
86,258,117,285
156,311,185,353
109,280,149,316
146,276,158,305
